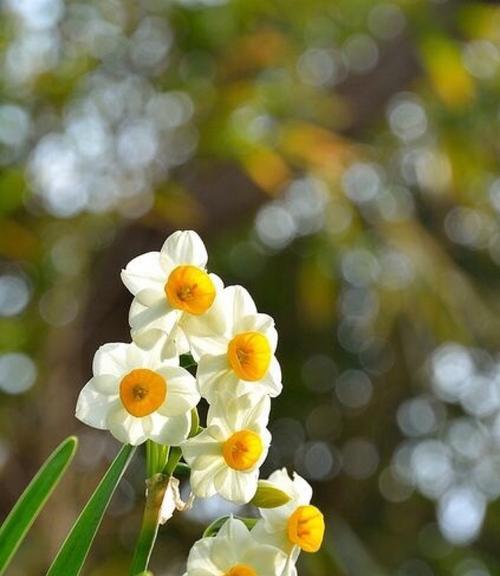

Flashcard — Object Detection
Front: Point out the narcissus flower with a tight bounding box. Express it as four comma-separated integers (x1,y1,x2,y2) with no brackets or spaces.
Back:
121,230,226,358
252,469,325,565
181,393,271,503
183,517,288,576
75,341,200,446
194,286,282,403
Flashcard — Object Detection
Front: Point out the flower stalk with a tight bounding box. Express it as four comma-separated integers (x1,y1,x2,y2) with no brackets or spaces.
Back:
129,473,170,576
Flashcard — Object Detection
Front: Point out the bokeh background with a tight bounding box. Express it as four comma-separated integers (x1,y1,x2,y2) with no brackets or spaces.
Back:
1,0,500,574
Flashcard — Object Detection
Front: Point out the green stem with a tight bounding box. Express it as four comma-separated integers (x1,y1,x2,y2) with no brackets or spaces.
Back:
163,446,182,476
129,473,169,576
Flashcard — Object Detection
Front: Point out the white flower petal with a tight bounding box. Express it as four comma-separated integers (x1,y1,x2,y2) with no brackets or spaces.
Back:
129,298,172,333
121,251,165,295
106,404,149,445
181,274,227,360
161,329,190,358
148,412,191,445
156,366,200,416
252,520,293,555
135,288,165,307
242,544,289,576
189,461,224,498
129,298,178,351
160,230,208,269
257,469,314,538
238,313,277,352
196,354,236,401
223,285,257,331
92,343,129,377
182,430,223,463
76,384,118,429
186,537,219,573
257,356,283,397
214,467,258,504
217,515,252,541
90,374,119,396
293,471,314,505
207,392,269,435
241,394,271,430
186,518,289,576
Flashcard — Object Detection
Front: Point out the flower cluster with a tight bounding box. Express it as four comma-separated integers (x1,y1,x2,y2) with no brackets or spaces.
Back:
75,230,325,576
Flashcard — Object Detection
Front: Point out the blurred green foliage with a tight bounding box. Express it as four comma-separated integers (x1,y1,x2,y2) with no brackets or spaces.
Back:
1,0,500,575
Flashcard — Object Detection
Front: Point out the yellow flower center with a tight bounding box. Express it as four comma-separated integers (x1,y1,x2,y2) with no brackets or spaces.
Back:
287,505,325,553
227,332,271,381
225,565,257,576
119,368,167,417
222,429,263,471
164,265,216,315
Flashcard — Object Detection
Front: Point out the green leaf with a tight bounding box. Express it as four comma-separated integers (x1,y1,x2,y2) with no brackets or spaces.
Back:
46,444,136,576
0,436,78,575
250,480,291,508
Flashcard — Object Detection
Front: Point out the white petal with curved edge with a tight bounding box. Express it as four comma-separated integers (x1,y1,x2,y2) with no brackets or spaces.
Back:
92,343,129,377
129,297,173,333
160,230,208,269
238,313,277,352
293,471,314,505
76,384,118,429
241,394,271,430
148,412,191,445
135,288,165,307
189,462,223,498
106,404,149,445
89,374,119,395
242,544,289,576
196,354,235,400
161,328,190,358
257,356,283,397
181,430,223,463
259,469,313,526
214,467,258,504
205,423,229,442
186,537,219,573
121,251,165,295
156,365,200,416
211,517,253,566
181,274,227,360
222,285,257,332
206,393,263,433
252,520,293,555
281,555,299,576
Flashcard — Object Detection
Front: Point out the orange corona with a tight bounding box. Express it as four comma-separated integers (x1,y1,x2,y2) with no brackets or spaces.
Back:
119,368,167,417
227,331,271,381
225,565,257,576
287,505,325,552
165,265,216,315
222,429,263,471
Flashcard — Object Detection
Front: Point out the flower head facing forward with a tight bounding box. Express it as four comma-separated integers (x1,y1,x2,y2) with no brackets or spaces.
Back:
75,341,200,446
181,392,272,504
121,230,226,359
195,286,282,403
183,517,288,576
252,468,325,559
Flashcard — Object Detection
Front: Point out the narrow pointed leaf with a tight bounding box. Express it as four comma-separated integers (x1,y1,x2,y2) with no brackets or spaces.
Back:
0,436,78,576
46,444,136,576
